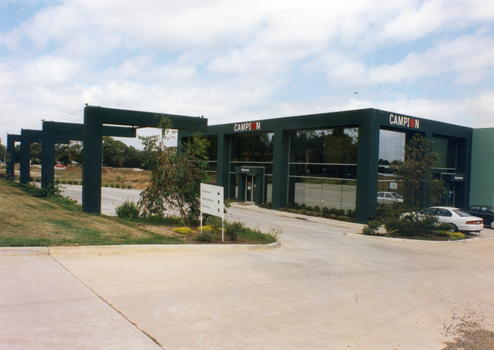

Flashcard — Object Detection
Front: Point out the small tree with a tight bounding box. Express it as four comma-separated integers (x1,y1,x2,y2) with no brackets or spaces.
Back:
390,134,446,208
390,134,446,235
138,118,209,224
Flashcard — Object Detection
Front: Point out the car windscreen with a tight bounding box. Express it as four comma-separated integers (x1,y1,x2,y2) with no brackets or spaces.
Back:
454,210,472,217
391,193,403,199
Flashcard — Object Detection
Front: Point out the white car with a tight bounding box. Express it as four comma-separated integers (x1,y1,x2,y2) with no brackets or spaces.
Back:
401,206,483,233
377,192,403,206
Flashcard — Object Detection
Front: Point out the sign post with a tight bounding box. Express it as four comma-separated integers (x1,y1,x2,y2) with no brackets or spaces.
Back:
200,183,225,241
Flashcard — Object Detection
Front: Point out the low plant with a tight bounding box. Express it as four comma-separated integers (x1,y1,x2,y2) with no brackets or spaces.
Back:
384,218,415,237
115,200,140,219
195,231,213,242
362,220,381,235
435,230,450,237
225,220,245,241
437,222,455,232
259,202,272,209
173,227,193,235
448,232,465,240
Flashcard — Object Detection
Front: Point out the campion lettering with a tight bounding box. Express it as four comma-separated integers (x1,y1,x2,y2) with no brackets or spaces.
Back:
234,122,261,132
389,114,420,129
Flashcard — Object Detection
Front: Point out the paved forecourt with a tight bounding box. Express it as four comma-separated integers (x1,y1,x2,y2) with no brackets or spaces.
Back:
1,194,494,349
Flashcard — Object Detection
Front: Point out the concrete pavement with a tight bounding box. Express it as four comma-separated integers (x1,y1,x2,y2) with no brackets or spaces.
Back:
2,192,494,349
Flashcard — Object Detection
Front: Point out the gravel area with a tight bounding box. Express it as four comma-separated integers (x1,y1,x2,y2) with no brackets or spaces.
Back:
442,310,494,350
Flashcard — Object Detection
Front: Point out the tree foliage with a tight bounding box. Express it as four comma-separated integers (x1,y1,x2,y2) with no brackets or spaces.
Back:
138,118,210,224
55,142,83,165
102,137,145,168
0,141,6,162
390,134,446,209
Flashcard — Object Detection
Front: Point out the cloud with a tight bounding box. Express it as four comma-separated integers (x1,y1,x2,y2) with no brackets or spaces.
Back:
1,0,494,145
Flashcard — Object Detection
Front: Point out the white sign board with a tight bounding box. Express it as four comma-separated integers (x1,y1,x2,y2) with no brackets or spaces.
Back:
200,183,224,216
200,183,225,241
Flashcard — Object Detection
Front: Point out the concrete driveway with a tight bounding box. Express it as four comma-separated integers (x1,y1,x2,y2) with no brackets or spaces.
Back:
1,191,494,349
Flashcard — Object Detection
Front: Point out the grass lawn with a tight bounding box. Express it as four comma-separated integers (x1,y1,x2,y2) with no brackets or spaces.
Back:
0,178,277,247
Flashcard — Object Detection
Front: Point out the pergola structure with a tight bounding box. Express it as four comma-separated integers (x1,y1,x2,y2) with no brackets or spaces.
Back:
41,121,136,188
82,106,208,214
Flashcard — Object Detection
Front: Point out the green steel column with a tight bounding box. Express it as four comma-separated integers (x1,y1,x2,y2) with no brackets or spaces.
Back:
6,134,20,180
216,133,231,197
41,126,56,189
20,131,32,184
354,111,380,223
82,111,104,213
271,129,290,210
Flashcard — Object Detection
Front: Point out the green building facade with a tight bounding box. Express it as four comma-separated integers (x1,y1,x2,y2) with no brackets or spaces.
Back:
470,128,494,206
179,108,473,223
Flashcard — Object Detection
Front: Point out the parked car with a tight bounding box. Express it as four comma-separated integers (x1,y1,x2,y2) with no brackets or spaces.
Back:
400,206,483,233
463,205,494,229
377,191,403,206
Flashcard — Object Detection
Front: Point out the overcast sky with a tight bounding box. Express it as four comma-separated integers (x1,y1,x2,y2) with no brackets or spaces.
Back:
1,0,494,149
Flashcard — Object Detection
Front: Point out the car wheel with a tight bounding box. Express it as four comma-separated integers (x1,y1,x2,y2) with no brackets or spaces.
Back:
451,224,459,233
490,221,494,229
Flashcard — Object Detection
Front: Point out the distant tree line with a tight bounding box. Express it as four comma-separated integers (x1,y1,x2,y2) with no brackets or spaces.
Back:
6,137,151,169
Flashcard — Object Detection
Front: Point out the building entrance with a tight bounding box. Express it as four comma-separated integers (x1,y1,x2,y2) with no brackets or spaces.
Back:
246,175,256,202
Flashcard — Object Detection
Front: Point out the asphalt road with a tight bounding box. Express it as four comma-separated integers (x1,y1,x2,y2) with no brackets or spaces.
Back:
1,187,494,349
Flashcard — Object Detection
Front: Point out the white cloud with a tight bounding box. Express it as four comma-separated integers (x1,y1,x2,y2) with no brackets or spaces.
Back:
1,0,494,145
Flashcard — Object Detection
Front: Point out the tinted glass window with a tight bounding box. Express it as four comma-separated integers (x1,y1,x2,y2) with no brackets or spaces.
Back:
290,127,358,164
422,208,437,215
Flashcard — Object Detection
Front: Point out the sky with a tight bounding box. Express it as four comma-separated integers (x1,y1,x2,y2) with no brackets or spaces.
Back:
1,0,494,149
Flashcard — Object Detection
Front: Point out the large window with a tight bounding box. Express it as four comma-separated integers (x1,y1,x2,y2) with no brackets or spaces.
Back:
230,133,274,202
378,130,406,191
432,136,457,173
289,127,358,210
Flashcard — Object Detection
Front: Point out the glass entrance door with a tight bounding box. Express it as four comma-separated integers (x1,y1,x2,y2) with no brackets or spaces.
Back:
246,175,255,202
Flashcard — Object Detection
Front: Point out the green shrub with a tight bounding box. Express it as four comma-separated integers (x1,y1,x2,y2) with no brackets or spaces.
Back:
313,205,321,212
195,231,213,242
362,226,377,235
322,206,330,214
306,206,313,211
346,209,356,218
259,202,272,209
300,204,307,210
367,220,381,230
115,184,121,189
293,202,301,210
437,222,455,232
285,202,293,209
225,220,245,241
384,218,415,237
335,209,345,216
103,183,109,187
115,200,140,219
204,215,222,232
127,185,132,189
